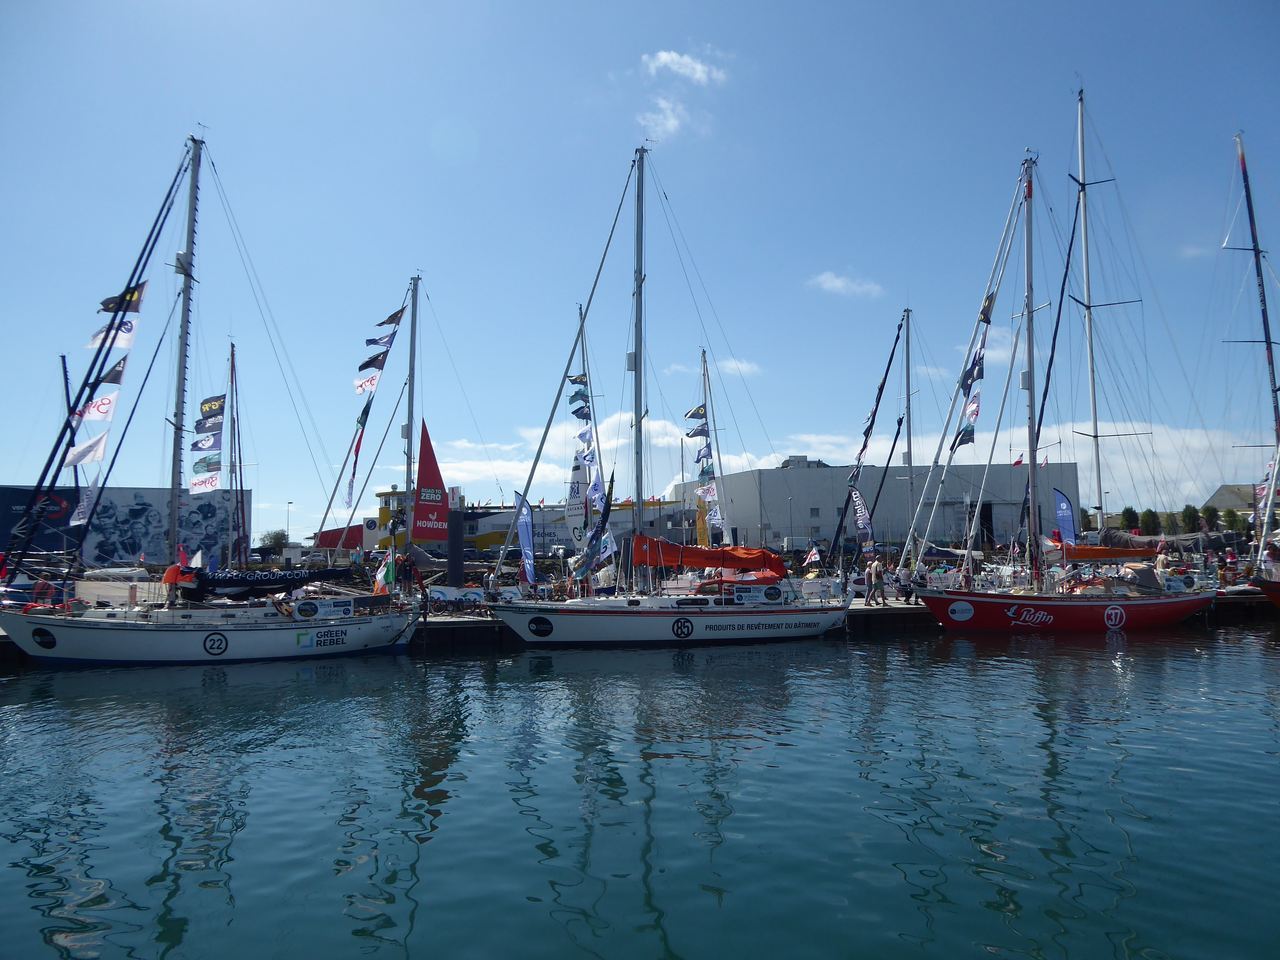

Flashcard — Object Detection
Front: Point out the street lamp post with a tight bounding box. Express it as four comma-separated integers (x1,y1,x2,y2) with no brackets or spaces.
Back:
787,497,793,547
287,501,293,546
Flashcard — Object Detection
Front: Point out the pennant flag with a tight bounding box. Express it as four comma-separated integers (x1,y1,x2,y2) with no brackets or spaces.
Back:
567,373,588,385
199,394,226,418
98,356,127,386
194,414,224,434
804,545,822,565
576,425,593,446
960,328,986,397
346,394,376,508
98,280,147,314
190,473,221,495
697,461,715,480
977,290,995,325
373,552,396,595
587,471,605,511
86,316,138,350
66,431,108,466
378,307,406,327
1041,453,1049,468
514,493,537,585
1013,452,1024,466
685,403,707,420
359,350,389,372
354,372,380,395
70,390,118,426
194,453,222,474
571,405,591,421
189,549,205,569
1054,488,1077,545
686,422,709,439
950,390,980,452
568,387,589,405
695,441,712,463
190,433,222,452
695,481,717,501
69,472,102,527
365,331,396,348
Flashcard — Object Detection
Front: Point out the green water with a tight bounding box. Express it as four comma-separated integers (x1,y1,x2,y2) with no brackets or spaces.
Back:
1,629,1277,958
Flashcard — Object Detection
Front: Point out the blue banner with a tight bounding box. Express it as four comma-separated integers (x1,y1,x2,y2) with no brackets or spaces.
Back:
1053,488,1076,545
514,493,536,584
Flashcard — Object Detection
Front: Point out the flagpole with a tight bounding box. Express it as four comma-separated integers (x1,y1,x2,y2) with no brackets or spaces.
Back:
405,274,420,533
1022,156,1043,591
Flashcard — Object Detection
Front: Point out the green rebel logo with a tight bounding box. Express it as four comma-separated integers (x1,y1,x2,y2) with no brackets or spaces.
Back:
296,628,349,649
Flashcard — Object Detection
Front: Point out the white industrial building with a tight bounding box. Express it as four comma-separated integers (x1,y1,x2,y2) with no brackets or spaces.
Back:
669,455,1082,551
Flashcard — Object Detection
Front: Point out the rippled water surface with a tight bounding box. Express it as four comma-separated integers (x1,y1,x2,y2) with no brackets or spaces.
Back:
2,627,1278,959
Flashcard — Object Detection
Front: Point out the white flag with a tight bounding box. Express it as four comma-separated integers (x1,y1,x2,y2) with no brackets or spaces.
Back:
190,473,221,495
86,317,138,350
70,390,119,426
695,481,717,501
69,473,102,526
189,549,205,568
706,505,724,528
598,527,617,562
66,432,108,466
354,372,380,395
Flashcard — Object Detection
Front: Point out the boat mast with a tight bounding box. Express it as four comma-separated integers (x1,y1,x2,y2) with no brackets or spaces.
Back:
1022,156,1043,591
1236,134,1280,445
632,146,647,545
227,343,237,566
1077,91,1106,533
406,274,420,529
168,134,202,564
904,307,915,540
703,348,731,543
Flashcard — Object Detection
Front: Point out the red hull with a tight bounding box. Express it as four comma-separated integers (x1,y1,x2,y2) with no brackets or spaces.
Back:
917,588,1214,633
1253,577,1280,609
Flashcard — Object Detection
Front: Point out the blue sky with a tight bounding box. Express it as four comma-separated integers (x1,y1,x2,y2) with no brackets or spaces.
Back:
2,0,1278,541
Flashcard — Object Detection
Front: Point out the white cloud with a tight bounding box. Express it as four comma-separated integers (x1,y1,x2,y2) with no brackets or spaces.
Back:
664,362,695,375
720,357,761,376
915,364,951,381
439,437,523,453
641,50,727,86
807,271,884,298
637,97,688,139
1179,244,1211,259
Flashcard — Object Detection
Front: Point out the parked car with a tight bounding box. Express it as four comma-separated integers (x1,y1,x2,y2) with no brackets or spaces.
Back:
248,552,262,564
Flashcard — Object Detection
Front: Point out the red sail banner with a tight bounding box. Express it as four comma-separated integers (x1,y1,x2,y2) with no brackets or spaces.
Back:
633,534,786,577
411,420,449,543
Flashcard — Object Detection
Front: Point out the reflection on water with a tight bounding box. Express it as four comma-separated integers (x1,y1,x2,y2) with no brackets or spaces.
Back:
1,630,1278,958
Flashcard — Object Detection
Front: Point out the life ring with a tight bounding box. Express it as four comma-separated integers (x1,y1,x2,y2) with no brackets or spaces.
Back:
1183,575,1195,590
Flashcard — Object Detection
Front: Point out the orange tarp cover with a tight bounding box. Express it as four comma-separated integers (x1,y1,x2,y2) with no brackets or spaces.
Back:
1050,541,1156,561
633,534,787,577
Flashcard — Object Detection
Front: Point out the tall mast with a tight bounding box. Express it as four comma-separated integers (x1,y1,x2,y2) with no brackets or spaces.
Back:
1236,133,1280,445
1077,91,1107,533
168,135,202,564
227,343,237,565
406,274,420,525
632,146,647,539
1022,156,1042,591
704,348,730,542
903,308,915,538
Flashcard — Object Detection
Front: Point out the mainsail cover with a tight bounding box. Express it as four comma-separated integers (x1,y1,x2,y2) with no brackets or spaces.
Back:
181,566,354,601
632,534,787,577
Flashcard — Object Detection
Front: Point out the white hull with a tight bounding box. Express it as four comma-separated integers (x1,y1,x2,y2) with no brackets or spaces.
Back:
490,597,848,646
0,601,418,664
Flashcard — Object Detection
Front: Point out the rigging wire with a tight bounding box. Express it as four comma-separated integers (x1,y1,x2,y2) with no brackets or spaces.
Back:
204,148,332,496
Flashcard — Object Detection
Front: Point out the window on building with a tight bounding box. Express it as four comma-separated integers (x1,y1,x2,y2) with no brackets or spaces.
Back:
465,523,477,535
810,526,821,537
809,507,820,518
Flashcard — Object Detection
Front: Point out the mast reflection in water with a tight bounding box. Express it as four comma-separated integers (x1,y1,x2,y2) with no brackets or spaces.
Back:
1,630,1278,958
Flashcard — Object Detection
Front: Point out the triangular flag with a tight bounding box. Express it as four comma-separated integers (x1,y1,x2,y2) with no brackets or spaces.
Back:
66,431,108,466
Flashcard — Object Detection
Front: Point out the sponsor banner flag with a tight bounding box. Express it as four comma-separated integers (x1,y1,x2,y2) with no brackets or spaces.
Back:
86,316,139,350
686,422,709,439
191,432,222,452
695,441,712,463
576,425,593,446
194,413,224,434
66,431,108,466
194,453,222,474
977,291,994,325
685,403,706,420
354,372,380,395
568,387,589,405
1054,488,1077,545
706,505,724,528
695,481,717,501
514,493,537,585
567,454,588,549
378,307,406,327
567,373,588,385
571,405,591,421
98,280,147,314
960,328,986,397
851,486,873,536
190,472,221,495
70,390,118,426
359,350,388,372
587,471,605,512
697,461,715,480
581,447,596,466
950,390,980,452
98,356,127,386
199,394,226,418
410,420,449,543
69,472,102,527
365,331,396,348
